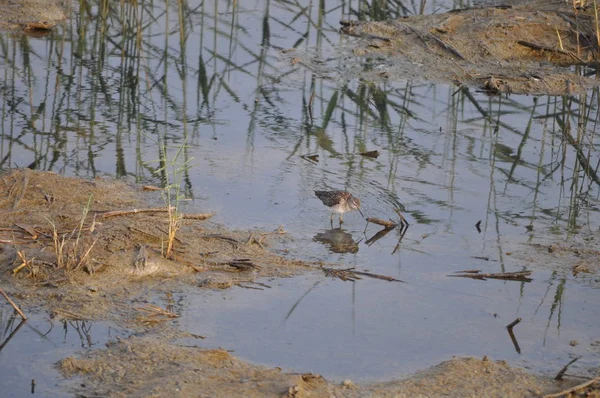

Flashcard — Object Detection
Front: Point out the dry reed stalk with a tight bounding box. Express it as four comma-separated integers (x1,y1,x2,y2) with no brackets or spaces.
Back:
0,288,27,320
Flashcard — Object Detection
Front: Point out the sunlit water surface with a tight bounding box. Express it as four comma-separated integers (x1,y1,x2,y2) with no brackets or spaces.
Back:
1,0,600,394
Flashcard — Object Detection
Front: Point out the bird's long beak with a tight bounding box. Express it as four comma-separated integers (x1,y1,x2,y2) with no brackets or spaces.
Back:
357,208,365,219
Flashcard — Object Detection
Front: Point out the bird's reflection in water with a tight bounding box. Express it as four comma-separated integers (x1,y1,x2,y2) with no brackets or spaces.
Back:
313,228,359,254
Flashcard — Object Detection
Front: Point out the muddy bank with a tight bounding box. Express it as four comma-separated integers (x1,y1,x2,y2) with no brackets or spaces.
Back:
0,0,65,32
57,336,593,398
336,0,600,95
0,168,307,325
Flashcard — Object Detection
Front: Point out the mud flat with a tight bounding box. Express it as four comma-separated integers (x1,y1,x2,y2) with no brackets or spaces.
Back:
1,169,599,396
336,0,600,95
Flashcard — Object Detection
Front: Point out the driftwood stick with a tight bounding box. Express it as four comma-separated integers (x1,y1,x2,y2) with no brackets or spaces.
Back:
0,288,27,320
366,217,398,228
506,317,522,354
543,376,600,398
554,356,581,381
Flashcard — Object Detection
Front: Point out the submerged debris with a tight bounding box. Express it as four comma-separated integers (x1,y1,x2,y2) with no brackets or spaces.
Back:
449,270,533,282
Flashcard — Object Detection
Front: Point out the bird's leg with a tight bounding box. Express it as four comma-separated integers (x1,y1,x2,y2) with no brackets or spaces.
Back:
330,213,334,227
339,213,344,224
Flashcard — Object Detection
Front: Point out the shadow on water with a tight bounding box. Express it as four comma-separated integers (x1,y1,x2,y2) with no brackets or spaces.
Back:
1,0,600,389
314,227,360,253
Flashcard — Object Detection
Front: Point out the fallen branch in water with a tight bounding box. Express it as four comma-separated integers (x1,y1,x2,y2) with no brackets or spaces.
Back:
448,270,533,282
366,217,398,228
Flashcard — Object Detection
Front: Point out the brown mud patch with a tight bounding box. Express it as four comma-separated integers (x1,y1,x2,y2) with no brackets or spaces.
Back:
337,0,600,95
0,168,307,324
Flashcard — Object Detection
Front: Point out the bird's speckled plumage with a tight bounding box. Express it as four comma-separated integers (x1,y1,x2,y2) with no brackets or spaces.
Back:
314,190,364,224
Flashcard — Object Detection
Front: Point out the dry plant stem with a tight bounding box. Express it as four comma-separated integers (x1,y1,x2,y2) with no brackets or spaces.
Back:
543,376,600,398
99,208,215,220
52,308,86,320
0,239,32,244
322,266,405,283
554,356,581,381
135,304,179,318
517,40,584,63
166,205,181,258
595,0,600,48
0,288,27,320
308,91,316,123
555,26,564,50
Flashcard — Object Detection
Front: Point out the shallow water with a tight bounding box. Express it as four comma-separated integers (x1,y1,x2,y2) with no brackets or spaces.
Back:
1,0,600,393
0,311,128,396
